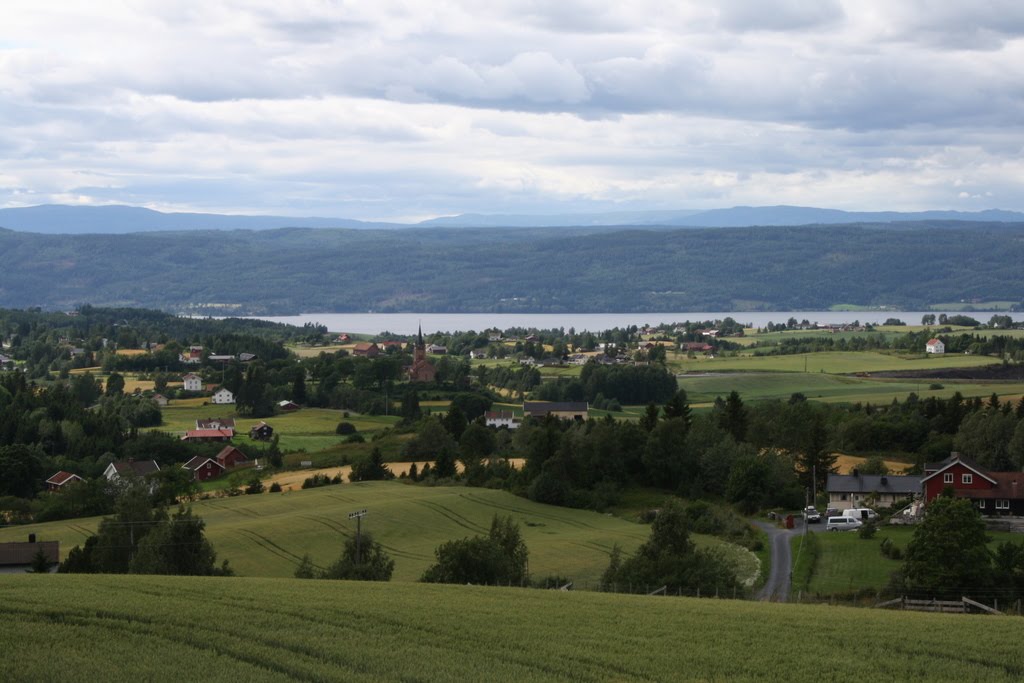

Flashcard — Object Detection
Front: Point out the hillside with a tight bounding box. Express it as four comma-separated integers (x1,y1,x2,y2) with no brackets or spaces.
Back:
3,574,1024,681
1,223,1024,314
0,482,757,584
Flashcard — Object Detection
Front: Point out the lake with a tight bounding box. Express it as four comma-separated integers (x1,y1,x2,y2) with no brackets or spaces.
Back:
247,311,1016,335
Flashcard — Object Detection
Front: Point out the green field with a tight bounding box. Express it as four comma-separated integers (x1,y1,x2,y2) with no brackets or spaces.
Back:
678,372,1024,406
4,574,1024,682
0,482,758,586
669,350,1001,374
798,527,1022,597
147,404,400,453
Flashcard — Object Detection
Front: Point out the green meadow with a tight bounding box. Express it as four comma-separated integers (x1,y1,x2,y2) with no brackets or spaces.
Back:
4,574,1024,682
0,482,758,586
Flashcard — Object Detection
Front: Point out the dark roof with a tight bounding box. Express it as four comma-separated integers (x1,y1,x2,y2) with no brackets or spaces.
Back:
197,417,235,429
182,456,217,470
957,472,1024,500
827,473,921,494
110,460,161,476
216,446,248,462
0,541,59,567
523,401,589,416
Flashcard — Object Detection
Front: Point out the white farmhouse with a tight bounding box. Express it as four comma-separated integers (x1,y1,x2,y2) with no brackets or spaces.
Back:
182,373,203,392
925,338,945,354
485,411,521,429
211,387,235,404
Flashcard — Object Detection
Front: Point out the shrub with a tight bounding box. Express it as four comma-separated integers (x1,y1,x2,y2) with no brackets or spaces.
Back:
858,520,877,539
880,537,903,560
335,422,357,435
268,482,282,493
345,433,365,443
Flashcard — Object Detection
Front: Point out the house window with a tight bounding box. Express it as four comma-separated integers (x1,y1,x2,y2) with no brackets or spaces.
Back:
997,500,1010,510
962,473,973,485
978,500,985,509
840,493,848,501
943,473,954,484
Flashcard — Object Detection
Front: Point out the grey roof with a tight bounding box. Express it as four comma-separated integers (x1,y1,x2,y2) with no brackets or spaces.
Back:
523,401,589,416
111,460,161,477
827,473,921,494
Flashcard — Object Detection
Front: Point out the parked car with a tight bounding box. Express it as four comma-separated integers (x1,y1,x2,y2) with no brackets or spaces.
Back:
843,507,878,521
826,516,863,532
804,506,821,523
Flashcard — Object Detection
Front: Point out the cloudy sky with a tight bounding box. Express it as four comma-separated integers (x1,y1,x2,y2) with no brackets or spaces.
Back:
1,1,1022,221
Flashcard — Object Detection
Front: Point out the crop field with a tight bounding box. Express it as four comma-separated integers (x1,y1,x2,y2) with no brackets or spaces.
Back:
801,527,1021,596
676,371,1024,406
668,350,1000,374
0,482,757,585
4,574,1024,682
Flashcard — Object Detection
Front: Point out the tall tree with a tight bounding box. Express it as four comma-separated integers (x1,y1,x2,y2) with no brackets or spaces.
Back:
902,497,992,600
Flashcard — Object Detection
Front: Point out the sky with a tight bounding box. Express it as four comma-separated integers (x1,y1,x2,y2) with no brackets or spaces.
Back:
1,1,1022,222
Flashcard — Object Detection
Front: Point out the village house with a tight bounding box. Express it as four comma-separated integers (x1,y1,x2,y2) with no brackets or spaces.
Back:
197,418,235,430
208,354,235,363
45,471,84,492
923,453,1024,515
826,472,921,511
522,401,589,421
485,411,521,429
469,349,488,360
103,459,161,483
680,342,714,353
179,345,204,364
152,393,169,407
216,445,249,469
0,538,59,574
181,429,233,443
925,338,945,354
238,352,257,363
249,421,274,441
426,343,447,355
352,342,380,358
182,373,203,392
182,456,224,482
211,387,235,405
278,400,300,411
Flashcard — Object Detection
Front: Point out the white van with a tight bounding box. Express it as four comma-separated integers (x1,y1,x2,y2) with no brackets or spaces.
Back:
843,508,878,521
826,516,862,532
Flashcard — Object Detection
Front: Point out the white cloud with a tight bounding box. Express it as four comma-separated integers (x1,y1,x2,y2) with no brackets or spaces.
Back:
0,1,1022,218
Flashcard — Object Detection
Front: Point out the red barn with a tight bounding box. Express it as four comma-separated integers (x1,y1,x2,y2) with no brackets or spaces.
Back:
922,453,1024,516
216,446,248,469
45,471,84,492
182,456,225,482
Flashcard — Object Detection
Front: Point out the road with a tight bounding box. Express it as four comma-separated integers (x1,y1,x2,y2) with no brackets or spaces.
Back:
753,518,805,602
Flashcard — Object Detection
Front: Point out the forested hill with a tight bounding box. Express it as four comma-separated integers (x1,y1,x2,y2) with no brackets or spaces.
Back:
1,222,1023,314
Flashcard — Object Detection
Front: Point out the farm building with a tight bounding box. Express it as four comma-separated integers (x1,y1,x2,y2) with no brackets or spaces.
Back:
353,342,380,358
0,538,59,574
523,401,589,421
238,352,258,362
278,400,300,411
104,459,161,483
179,346,204,364
197,418,235,430
216,446,249,469
182,373,203,392
427,344,447,355
469,349,488,359
181,429,233,443
925,338,945,354
152,393,169,407
923,453,1024,515
249,421,274,441
182,456,224,482
485,411,520,429
211,387,235,405
826,472,921,511
45,471,84,492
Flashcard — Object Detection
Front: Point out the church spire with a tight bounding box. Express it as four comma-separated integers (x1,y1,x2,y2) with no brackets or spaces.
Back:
418,322,423,347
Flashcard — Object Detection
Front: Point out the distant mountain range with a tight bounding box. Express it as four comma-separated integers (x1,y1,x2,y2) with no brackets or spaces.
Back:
1,203,1023,234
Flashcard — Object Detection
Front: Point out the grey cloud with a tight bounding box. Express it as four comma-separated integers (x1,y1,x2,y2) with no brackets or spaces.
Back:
714,0,845,32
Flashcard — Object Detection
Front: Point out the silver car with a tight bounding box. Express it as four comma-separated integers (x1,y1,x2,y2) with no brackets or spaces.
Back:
826,516,862,532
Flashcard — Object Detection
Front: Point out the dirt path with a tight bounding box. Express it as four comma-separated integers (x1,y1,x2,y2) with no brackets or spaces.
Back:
753,519,803,602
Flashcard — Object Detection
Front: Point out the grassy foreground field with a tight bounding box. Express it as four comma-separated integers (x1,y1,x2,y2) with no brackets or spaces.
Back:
4,574,1024,682
0,482,757,585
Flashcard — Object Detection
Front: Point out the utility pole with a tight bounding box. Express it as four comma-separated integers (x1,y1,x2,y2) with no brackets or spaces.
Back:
348,509,367,564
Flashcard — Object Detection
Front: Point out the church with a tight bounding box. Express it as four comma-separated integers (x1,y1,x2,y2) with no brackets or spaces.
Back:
407,325,437,382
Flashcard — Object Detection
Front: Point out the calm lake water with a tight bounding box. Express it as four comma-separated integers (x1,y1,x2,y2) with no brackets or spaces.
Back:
248,311,1017,335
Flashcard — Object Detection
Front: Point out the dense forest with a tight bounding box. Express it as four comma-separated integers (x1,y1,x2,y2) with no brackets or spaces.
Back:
1,222,1024,314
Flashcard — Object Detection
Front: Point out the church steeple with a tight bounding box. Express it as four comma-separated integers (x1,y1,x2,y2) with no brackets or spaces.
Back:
417,323,424,348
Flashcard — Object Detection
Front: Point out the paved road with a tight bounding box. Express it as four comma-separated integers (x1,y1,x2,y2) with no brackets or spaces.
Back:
753,519,805,602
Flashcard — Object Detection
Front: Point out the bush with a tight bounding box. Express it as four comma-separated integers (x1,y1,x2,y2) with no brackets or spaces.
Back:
880,537,903,560
858,520,877,539
335,422,357,435
345,433,365,443
268,482,282,493
301,473,337,489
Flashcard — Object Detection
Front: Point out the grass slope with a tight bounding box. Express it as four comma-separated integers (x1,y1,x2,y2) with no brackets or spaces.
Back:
3,574,1024,682
0,482,757,585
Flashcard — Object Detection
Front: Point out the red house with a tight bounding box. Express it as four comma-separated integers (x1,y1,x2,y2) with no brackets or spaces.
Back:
922,453,1024,516
45,471,84,492
352,342,380,358
182,456,225,482
216,446,249,469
